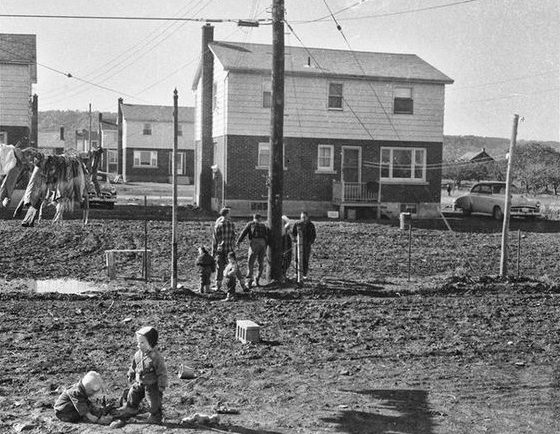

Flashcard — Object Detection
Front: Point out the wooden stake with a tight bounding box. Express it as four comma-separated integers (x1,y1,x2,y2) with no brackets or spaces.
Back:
171,89,179,289
500,114,519,278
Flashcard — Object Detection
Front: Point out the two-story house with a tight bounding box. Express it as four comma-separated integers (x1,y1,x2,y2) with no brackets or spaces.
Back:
0,34,37,147
193,27,453,218
118,102,195,183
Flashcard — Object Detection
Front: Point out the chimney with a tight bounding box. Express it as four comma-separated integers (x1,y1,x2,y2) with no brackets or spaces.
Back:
196,24,215,211
59,126,65,141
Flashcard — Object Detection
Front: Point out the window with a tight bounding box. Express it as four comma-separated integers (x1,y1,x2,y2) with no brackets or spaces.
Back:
394,87,413,114
317,145,334,172
168,152,185,175
107,150,117,164
380,147,426,181
256,142,286,169
133,151,158,168
328,83,343,109
143,123,152,135
262,81,272,108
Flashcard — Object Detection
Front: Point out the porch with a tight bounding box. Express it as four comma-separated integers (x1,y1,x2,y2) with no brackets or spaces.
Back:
332,180,378,206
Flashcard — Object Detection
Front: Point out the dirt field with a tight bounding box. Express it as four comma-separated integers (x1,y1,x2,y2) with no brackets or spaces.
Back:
1,212,560,433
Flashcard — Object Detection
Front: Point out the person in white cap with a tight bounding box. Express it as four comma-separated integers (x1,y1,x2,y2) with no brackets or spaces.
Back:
117,326,168,424
53,371,112,424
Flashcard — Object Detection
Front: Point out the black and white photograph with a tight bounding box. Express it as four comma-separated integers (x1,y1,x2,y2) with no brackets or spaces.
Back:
0,0,558,432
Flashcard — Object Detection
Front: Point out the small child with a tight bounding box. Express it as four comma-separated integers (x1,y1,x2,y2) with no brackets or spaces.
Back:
195,246,216,293
118,326,168,424
222,252,248,302
53,371,112,425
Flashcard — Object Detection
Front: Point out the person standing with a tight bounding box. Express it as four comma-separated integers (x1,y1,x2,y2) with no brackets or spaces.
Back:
281,215,293,280
212,207,236,291
237,213,269,287
292,211,316,279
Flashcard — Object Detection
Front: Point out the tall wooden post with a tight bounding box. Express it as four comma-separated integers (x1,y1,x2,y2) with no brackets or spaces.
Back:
88,103,92,152
117,98,123,177
267,0,285,282
171,89,179,289
499,114,519,278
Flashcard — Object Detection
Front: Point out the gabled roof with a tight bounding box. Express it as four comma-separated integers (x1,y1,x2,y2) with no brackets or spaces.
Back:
0,33,37,82
121,104,194,123
193,40,453,88
459,148,494,162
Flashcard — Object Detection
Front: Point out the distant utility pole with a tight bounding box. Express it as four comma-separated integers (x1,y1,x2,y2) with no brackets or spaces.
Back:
267,0,285,282
171,89,179,290
88,103,92,152
499,114,519,278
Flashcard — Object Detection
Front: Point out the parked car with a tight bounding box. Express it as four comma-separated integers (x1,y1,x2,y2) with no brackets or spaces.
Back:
88,173,117,209
453,181,541,220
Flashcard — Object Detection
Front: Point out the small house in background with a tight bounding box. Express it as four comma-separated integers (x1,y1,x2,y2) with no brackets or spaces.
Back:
193,25,453,218
117,102,195,183
75,129,99,153
0,34,37,147
37,129,65,155
459,148,494,163
99,117,118,173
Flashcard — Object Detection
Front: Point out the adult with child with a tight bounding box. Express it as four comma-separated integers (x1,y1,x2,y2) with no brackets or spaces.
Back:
212,207,237,291
54,371,112,425
117,326,168,424
292,211,317,279
237,213,269,287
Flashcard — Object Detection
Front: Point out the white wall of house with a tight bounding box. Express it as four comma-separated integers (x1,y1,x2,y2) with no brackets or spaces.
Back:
194,84,202,142
123,120,194,150
222,72,445,143
0,64,32,126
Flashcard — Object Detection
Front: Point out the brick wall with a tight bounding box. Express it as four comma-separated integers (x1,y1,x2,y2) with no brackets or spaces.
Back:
223,134,442,204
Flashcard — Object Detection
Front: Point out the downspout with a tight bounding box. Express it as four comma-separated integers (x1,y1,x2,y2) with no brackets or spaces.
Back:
222,71,228,209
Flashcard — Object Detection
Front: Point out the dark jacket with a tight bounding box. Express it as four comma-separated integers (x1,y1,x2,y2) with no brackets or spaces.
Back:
196,252,216,274
292,219,316,245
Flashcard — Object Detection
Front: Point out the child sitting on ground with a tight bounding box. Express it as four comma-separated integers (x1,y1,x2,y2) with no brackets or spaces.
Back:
223,251,248,302
53,371,112,425
117,326,168,424
195,246,216,293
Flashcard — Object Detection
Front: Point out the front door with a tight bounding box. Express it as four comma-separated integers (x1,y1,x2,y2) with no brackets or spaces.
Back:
341,147,361,183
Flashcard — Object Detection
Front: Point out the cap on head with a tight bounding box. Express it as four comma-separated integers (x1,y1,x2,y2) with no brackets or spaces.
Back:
82,371,104,395
136,326,158,348
219,207,230,217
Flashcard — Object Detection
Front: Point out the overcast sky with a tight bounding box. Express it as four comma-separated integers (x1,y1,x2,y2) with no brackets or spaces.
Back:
1,0,558,141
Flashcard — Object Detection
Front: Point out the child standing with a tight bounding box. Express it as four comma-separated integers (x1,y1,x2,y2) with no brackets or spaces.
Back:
118,326,168,424
195,246,216,293
222,252,248,301
53,371,112,425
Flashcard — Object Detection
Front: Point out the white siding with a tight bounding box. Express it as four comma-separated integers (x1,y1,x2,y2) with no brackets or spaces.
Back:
123,120,194,150
212,63,228,138
224,72,446,142
0,64,32,127
194,82,202,142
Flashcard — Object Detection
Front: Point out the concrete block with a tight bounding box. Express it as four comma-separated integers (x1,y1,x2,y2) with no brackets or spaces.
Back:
236,320,260,343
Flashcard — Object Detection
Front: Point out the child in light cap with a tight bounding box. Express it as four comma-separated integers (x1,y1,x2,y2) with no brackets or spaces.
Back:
53,371,112,424
117,326,168,424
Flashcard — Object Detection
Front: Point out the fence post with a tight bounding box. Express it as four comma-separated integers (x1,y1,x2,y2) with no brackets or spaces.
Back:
408,216,412,282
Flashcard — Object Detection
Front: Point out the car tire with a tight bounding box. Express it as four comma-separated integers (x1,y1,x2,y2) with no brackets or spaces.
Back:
493,206,503,220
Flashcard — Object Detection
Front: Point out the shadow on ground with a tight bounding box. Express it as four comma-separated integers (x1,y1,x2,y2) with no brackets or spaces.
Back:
322,389,434,434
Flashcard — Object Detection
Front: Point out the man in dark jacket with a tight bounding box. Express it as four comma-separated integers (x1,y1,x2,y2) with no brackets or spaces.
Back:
292,211,316,279
237,213,269,287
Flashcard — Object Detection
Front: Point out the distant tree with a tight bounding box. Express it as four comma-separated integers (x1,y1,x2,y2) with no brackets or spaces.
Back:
442,159,504,185
511,143,560,194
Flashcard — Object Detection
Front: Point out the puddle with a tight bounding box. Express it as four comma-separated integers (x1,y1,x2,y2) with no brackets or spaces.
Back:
27,279,106,296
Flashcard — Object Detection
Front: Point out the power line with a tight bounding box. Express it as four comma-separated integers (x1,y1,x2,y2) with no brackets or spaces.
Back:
296,0,480,24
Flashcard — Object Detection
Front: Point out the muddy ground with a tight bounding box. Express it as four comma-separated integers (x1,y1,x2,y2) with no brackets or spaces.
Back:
1,210,560,433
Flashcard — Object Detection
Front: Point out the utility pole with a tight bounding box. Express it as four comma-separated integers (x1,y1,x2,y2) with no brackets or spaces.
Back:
88,103,92,152
171,89,179,289
267,0,285,282
499,114,519,278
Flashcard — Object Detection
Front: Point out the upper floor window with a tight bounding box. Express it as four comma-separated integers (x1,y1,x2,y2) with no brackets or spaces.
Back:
143,123,152,135
262,81,272,108
133,150,158,168
328,83,343,110
393,87,413,114
380,147,426,181
317,145,334,172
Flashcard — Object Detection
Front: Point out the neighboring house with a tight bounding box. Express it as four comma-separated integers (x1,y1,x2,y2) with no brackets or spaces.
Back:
118,103,195,183
75,129,99,153
192,30,453,218
459,148,494,163
99,117,118,173
0,34,37,147
38,129,65,155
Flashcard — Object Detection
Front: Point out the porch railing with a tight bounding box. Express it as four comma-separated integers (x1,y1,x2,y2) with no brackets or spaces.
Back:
332,181,377,203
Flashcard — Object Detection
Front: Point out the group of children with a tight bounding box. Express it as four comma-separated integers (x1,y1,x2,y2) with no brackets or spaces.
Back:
54,326,168,426
196,246,248,300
